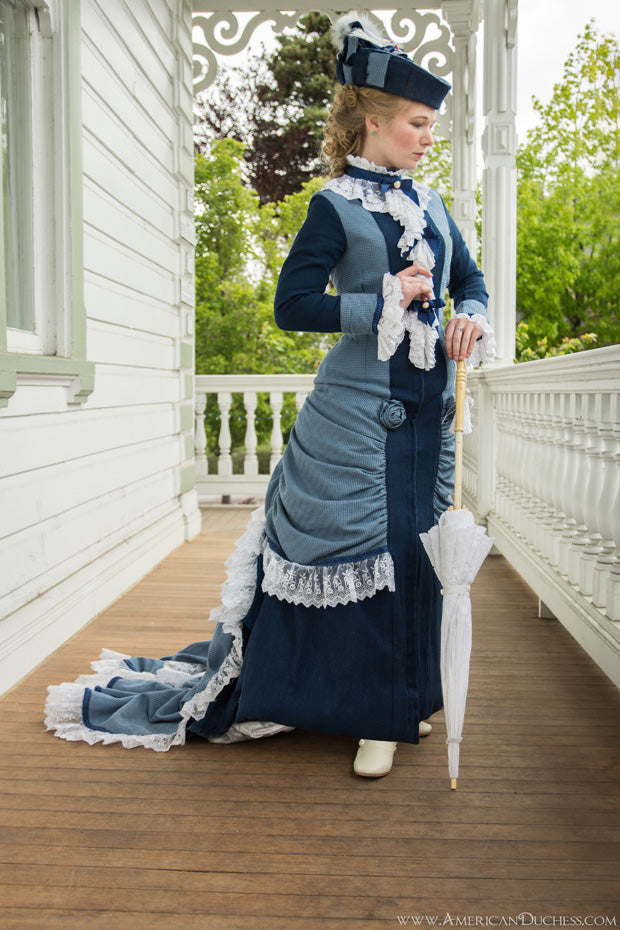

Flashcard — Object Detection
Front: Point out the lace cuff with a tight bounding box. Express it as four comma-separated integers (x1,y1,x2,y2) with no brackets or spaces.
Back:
454,312,496,367
377,274,406,361
262,545,395,609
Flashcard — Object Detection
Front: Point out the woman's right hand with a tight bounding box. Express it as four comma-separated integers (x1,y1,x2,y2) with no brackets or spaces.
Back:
395,265,433,309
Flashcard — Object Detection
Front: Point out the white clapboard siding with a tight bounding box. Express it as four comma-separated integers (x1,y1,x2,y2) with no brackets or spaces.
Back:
83,1,175,120
2,469,180,615
83,228,176,306
0,507,186,688
84,274,179,337
82,45,175,173
86,320,176,370
1,406,177,478
81,88,177,207
0,0,198,697
2,438,180,540
83,138,175,242
81,367,181,409
83,183,178,276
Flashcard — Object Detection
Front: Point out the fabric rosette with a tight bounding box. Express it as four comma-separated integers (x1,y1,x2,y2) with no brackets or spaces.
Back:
379,399,407,430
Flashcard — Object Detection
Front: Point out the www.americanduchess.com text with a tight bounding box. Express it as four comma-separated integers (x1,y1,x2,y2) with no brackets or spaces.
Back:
395,916,617,927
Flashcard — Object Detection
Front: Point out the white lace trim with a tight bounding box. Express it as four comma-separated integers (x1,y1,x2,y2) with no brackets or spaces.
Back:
325,163,442,371
346,154,409,176
215,506,267,636
209,720,294,744
324,172,432,264
454,312,496,368
44,506,283,751
262,545,395,609
378,274,406,361
404,310,440,371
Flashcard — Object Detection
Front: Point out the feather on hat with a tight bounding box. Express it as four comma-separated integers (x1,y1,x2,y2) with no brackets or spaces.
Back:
330,10,451,110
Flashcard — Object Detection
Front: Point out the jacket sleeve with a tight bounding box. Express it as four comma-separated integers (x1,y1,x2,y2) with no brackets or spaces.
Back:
274,193,383,335
446,209,489,319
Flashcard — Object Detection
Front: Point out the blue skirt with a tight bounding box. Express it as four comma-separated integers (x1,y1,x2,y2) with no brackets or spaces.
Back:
45,345,447,750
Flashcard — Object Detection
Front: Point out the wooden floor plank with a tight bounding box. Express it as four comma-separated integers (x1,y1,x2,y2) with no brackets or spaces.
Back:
1,508,619,928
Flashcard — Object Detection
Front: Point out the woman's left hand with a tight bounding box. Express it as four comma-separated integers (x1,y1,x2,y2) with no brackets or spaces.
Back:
445,317,483,362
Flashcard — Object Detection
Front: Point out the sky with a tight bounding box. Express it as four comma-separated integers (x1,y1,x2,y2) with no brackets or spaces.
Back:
515,0,619,138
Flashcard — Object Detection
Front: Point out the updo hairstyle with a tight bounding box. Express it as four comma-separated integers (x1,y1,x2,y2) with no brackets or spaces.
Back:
321,84,411,178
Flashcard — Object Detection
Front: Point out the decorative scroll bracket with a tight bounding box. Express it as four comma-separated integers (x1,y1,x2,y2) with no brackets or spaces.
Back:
192,7,456,128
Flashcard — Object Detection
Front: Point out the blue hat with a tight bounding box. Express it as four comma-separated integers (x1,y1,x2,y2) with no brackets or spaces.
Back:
331,12,451,110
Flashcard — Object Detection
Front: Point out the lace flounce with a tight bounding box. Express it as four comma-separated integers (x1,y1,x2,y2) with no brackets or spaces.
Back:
44,507,282,750
262,545,395,609
454,312,497,368
404,310,440,371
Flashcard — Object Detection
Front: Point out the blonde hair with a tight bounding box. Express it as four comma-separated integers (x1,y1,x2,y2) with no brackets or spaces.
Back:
321,84,411,178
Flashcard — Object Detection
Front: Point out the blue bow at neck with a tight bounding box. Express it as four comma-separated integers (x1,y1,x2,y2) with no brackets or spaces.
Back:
345,166,419,204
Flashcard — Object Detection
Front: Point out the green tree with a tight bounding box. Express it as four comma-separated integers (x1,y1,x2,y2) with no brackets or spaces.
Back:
194,140,332,459
516,22,620,357
195,13,336,204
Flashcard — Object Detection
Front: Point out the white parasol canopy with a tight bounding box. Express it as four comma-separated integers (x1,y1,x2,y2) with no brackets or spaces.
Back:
420,359,494,789
420,507,494,787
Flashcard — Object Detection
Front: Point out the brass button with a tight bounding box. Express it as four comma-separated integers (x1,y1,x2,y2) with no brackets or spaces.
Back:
422,301,430,309
393,180,401,189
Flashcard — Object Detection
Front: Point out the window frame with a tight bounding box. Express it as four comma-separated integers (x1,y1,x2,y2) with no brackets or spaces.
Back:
0,0,94,407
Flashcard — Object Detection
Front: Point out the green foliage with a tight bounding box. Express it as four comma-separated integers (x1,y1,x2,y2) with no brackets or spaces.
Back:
194,140,334,454
194,13,336,204
415,135,453,208
515,321,598,362
516,22,620,354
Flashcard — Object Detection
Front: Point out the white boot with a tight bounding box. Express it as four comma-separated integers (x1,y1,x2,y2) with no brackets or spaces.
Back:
353,739,398,777
419,720,432,736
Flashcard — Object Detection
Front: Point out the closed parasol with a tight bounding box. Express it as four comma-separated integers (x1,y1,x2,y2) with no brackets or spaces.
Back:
420,360,495,789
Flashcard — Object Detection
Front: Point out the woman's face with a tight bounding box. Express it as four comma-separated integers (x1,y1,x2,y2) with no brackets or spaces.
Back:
360,100,436,171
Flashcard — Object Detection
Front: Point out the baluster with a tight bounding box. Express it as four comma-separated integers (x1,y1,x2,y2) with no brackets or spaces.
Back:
521,393,542,550
557,394,581,577
270,391,284,471
567,396,593,586
194,390,208,480
592,396,620,609
217,392,233,476
549,394,572,567
295,391,308,414
578,394,605,595
243,391,258,476
534,394,555,557
494,392,510,524
513,394,531,539
604,402,620,621
542,395,563,563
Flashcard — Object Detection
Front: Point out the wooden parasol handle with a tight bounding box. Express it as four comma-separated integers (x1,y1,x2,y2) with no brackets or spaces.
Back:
453,360,467,510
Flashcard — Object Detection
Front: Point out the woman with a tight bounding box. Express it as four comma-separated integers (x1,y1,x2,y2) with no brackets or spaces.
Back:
45,13,494,777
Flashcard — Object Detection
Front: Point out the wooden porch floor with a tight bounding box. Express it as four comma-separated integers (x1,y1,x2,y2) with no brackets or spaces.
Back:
1,507,620,928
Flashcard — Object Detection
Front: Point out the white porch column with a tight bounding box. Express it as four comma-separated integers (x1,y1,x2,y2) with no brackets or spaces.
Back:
442,0,481,257
481,0,518,365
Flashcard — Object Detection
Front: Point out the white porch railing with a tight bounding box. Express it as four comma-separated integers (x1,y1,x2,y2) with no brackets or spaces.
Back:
194,373,315,496
464,344,620,688
194,347,620,688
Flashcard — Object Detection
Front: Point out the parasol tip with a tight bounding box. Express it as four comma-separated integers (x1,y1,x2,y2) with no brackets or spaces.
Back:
451,778,457,790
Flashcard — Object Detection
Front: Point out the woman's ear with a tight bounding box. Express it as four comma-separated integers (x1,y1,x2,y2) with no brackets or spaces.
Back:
366,114,380,136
